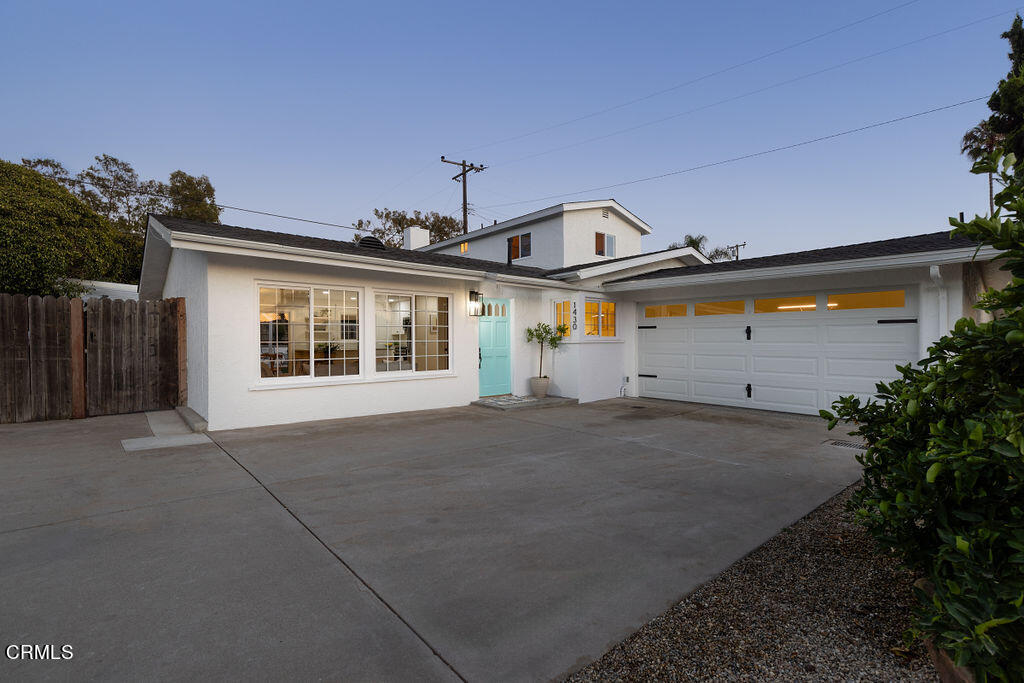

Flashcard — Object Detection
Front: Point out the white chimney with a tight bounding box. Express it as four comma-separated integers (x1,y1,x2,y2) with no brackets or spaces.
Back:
402,225,430,250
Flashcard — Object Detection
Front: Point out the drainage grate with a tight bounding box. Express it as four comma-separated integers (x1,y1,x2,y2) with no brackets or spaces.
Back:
828,439,867,450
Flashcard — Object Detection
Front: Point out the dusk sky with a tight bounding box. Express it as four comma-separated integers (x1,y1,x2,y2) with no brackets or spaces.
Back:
1,0,1016,257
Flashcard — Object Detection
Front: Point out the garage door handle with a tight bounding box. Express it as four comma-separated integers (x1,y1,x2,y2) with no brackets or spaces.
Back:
638,373,657,378
746,383,752,398
745,325,751,340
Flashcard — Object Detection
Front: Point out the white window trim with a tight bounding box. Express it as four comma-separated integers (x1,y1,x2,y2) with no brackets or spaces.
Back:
511,232,532,260
254,280,366,387
372,288,455,378
584,297,618,338
252,281,458,390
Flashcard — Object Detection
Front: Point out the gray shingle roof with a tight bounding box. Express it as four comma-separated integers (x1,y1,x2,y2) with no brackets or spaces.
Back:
606,230,979,284
152,215,552,279
543,245,692,275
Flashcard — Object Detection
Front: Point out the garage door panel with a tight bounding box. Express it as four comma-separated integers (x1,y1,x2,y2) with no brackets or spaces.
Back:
693,326,747,344
640,352,688,370
825,322,917,345
643,328,689,344
826,356,911,380
752,355,818,376
693,380,747,401
641,377,689,398
752,385,818,412
753,325,818,344
692,354,745,372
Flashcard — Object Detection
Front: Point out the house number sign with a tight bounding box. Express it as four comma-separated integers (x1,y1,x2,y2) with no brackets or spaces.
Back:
571,301,578,332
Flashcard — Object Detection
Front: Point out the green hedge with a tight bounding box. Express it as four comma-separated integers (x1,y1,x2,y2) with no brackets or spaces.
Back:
823,153,1024,681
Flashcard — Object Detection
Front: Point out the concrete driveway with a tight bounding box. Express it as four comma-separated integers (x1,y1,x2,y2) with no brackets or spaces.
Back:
1,399,861,681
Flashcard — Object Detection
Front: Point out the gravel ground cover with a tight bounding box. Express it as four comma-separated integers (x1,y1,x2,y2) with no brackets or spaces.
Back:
570,485,937,682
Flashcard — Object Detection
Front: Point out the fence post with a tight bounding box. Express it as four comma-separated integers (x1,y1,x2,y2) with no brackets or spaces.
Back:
70,298,86,419
173,297,187,406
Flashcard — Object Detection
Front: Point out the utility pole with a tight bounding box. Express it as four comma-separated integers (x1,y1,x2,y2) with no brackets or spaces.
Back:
725,242,747,261
441,156,486,234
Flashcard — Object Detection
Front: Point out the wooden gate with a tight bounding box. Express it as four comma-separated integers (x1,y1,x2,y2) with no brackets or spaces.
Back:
0,294,186,423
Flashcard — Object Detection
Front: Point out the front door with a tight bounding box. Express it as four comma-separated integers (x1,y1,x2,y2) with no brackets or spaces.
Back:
479,298,512,396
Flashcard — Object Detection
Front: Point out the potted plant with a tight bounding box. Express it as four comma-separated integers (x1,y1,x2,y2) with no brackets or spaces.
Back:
525,322,568,398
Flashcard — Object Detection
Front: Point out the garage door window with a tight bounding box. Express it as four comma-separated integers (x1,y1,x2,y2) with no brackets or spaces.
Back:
754,295,817,313
645,304,686,318
827,290,905,310
695,300,745,316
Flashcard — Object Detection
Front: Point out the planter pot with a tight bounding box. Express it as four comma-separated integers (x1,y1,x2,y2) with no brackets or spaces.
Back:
529,377,551,398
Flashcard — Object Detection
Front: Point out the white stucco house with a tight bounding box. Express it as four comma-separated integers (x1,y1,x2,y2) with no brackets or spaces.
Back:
138,199,1004,430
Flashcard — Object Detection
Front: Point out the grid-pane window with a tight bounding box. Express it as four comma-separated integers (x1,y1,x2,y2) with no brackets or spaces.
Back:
375,294,412,372
827,290,905,310
645,304,686,318
459,242,469,254
754,296,816,313
259,287,312,378
375,294,450,372
695,300,745,316
585,300,616,336
413,295,450,371
313,289,360,377
555,300,571,337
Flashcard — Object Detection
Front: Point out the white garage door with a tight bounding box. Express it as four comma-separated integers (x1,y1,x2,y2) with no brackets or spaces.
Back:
637,288,919,415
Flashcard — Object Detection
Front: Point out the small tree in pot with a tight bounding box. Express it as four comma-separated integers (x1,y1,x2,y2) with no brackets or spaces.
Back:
525,322,568,397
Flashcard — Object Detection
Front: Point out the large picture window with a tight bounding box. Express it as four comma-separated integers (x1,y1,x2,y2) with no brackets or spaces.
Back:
260,286,360,379
375,293,450,372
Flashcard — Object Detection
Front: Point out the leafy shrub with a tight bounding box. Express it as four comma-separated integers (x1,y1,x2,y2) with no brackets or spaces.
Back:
0,160,122,296
823,153,1024,681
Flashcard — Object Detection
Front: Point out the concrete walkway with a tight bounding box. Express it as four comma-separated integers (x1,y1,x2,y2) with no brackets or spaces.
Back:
1,399,861,681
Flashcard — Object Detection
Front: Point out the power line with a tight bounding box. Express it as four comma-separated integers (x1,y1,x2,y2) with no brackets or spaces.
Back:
480,96,988,209
490,7,1018,168
459,0,927,153
48,176,372,233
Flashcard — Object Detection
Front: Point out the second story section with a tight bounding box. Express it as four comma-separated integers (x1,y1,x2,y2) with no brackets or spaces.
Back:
417,199,652,270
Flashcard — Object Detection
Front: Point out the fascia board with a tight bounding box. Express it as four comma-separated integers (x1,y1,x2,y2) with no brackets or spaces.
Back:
603,246,1002,292
168,231,556,283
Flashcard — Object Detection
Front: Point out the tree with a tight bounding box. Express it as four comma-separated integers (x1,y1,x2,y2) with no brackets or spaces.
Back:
21,155,222,282
961,121,1004,214
524,322,568,378
0,160,123,296
165,170,222,223
668,233,732,261
987,15,1024,175
353,208,462,248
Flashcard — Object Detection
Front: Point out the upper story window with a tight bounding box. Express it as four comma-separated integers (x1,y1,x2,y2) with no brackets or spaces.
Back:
259,286,360,379
459,242,469,254
595,232,616,257
510,232,531,259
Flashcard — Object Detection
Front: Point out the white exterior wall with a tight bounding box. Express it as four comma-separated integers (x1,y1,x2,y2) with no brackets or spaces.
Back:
162,250,210,420
562,208,643,268
431,215,565,270
197,253,481,430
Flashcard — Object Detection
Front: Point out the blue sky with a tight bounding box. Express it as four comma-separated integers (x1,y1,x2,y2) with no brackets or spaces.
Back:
0,0,1016,257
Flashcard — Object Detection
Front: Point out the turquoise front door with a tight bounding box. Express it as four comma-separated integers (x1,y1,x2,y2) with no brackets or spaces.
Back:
479,298,512,396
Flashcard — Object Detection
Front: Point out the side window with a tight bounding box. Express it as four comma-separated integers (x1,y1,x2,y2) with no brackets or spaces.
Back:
595,232,605,256
520,232,531,258
606,234,615,257
555,300,571,337
509,235,520,260
459,242,468,254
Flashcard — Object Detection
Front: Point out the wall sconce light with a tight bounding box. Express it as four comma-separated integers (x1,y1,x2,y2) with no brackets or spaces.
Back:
468,290,483,317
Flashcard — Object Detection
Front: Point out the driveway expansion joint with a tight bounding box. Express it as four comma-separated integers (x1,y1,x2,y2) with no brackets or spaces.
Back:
206,433,468,683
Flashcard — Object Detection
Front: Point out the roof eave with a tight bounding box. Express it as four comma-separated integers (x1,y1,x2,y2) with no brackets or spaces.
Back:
603,245,1001,291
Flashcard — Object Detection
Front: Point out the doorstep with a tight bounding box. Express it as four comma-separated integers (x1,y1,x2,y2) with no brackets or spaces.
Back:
471,395,579,411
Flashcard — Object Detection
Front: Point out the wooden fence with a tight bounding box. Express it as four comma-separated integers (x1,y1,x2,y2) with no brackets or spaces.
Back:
0,294,186,423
